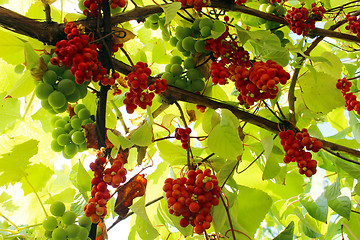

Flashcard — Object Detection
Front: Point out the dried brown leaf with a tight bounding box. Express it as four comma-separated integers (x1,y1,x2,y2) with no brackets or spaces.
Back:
31,57,47,81
114,174,147,217
112,27,136,45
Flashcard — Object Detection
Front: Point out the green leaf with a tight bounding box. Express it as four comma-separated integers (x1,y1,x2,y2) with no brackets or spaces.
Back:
236,26,251,45
328,196,351,220
0,138,38,186
70,160,91,201
0,192,18,212
20,163,53,195
261,135,273,159
31,107,54,133
352,123,360,144
313,52,342,79
107,130,121,150
45,188,76,204
335,158,360,179
294,208,322,238
23,42,39,69
261,42,290,67
160,2,181,26
157,139,187,165
0,29,24,65
152,39,170,64
0,93,21,134
131,120,153,147
231,185,273,236
5,70,36,98
299,193,328,223
324,175,341,200
273,221,295,240
262,152,282,180
207,109,243,159
130,196,157,228
355,182,360,195
298,71,344,114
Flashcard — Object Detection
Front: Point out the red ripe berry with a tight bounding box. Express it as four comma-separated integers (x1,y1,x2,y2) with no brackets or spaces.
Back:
173,202,183,213
194,224,204,234
180,218,189,227
189,202,200,213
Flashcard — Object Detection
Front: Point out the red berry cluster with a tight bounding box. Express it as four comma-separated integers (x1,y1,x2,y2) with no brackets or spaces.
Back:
123,62,168,114
85,152,127,223
269,0,284,4
175,127,192,149
110,0,127,9
85,156,111,224
196,104,206,113
235,0,247,5
284,4,326,36
163,168,221,234
229,60,290,108
346,14,360,38
279,129,323,177
210,59,230,85
175,0,208,12
336,78,360,114
51,22,120,86
82,0,102,17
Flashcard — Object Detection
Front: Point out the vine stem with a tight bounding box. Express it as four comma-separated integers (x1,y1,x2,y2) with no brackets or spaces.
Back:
120,47,134,67
110,99,129,134
0,212,19,230
219,193,236,240
40,0,51,23
23,175,48,217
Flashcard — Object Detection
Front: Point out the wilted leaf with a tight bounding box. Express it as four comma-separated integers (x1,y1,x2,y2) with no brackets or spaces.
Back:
96,219,108,240
114,174,147,217
112,27,136,45
186,109,196,123
83,123,98,149
31,57,47,81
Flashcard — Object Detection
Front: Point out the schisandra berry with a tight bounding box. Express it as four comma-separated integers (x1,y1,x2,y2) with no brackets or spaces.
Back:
163,168,221,235
174,0,208,12
346,14,360,38
336,78,360,114
279,129,323,177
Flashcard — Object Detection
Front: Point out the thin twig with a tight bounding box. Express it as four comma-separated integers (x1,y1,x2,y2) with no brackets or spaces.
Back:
220,193,236,240
110,100,129,134
120,47,134,67
322,147,360,165
107,196,164,231
41,0,52,23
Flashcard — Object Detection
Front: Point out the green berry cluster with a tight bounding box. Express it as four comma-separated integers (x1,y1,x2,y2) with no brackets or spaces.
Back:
162,55,205,92
51,104,93,159
144,13,171,41
34,54,89,114
42,201,92,240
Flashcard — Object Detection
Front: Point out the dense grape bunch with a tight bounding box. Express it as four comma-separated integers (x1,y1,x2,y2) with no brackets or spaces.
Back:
284,3,326,36
35,55,89,114
163,168,221,234
50,104,94,159
336,78,360,114
123,61,168,114
42,201,92,239
279,129,323,177
85,150,127,224
229,60,290,107
162,55,205,92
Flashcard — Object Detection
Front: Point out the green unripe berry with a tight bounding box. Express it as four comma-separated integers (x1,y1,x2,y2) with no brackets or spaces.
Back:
50,201,65,217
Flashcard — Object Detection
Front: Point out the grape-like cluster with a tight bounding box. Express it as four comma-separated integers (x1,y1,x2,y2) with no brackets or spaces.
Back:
345,14,360,38
35,55,89,114
51,22,120,86
279,129,323,177
228,60,290,107
50,104,93,159
235,0,247,5
336,78,360,114
42,201,92,239
144,14,171,41
162,55,205,92
175,127,192,149
237,60,289,106
85,151,127,223
123,62,168,114
110,0,127,10
174,0,208,12
284,4,326,36
163,168,221,234
170,18,226,57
